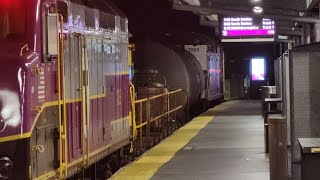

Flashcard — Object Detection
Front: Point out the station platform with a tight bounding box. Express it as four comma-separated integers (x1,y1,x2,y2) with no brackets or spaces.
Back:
112,100,269,180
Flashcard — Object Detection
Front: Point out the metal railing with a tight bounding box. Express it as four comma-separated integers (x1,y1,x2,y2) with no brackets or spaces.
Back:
130,85,187,155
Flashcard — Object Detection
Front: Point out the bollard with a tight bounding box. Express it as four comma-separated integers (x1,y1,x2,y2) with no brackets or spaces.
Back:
298,138,320,180
268,116,288,180
261,86,268,116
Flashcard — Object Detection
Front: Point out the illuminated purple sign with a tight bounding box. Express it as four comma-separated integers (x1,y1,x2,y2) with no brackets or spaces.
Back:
222,17,275,37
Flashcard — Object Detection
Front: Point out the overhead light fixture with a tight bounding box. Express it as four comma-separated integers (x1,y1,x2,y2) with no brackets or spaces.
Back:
253,6,263,14
207,14,218,21
278,35,288,40
250,0,262,3
184,0,200,6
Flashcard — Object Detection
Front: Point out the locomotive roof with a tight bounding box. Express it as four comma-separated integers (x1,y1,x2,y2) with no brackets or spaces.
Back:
69,0,126,18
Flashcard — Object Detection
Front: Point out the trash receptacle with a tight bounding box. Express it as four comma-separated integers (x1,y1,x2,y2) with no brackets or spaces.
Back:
268,116,288,180
298,138,320,180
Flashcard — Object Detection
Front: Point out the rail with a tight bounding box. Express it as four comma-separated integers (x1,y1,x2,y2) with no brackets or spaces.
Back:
130,87,187,154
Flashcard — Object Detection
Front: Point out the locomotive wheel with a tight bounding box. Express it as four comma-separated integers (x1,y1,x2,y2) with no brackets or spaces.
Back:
119,154,128,168
105,162,113,179
96,162,112,180
104,170,113,180
109,154,119,173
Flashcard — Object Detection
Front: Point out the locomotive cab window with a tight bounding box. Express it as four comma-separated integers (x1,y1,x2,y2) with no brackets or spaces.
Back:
0,0,28,42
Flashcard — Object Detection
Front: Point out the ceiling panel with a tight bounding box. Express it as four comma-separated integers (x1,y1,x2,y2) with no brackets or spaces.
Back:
200,0,306,11
177,0,317,36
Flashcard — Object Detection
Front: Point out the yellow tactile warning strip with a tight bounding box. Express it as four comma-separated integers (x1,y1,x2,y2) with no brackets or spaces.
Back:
111,101,238,180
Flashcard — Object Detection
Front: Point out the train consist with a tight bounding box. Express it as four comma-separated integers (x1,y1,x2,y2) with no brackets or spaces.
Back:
0,1,223,180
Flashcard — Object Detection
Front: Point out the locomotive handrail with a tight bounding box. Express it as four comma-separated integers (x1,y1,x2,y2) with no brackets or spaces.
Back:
57,13,63,178
82,34,90,168
149,106,183,123
144,89,183,100
131,88,186,152
57,13,68,178
134,98,148,103
129,82,138,142
133,89,183,103
19,44,29,56
135,122,148,129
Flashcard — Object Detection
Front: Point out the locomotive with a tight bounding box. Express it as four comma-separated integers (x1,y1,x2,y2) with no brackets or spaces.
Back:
0,0,224,179
0,0,130,179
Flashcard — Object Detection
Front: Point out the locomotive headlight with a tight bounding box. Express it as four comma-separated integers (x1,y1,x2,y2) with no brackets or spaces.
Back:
0,90,22,133
0,157,14,179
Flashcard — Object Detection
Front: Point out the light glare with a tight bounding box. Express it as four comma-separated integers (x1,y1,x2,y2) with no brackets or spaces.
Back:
251,58,265,81
253,6,263,14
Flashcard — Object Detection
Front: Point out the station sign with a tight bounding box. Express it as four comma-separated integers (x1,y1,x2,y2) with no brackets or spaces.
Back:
221,17,276,42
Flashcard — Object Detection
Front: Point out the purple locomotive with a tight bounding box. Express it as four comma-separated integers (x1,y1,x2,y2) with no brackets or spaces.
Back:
0,0,130,179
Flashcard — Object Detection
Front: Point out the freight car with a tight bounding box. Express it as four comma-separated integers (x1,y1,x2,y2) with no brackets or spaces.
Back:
0,0,130,179
134,40,204,113
183,33,224,105
134,33,223,114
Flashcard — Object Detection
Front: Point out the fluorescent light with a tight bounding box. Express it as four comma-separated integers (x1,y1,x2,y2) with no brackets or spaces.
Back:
221,38,275,42
207,14,218,21
278,35,288,40
253,6,263,13
251,0,262,3
184,0,200,6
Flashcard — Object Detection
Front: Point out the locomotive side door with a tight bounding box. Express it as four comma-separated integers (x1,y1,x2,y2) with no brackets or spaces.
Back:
33,2,90,178
30,4,64,178
63,33,89,167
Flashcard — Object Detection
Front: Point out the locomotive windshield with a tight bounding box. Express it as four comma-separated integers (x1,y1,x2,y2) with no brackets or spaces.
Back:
0,0,28,42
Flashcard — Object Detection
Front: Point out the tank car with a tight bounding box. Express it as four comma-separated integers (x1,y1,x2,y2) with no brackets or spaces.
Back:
135,40,205,113
183,34,224,103
134,33,224,113
161,32,224,104
0,0,130,179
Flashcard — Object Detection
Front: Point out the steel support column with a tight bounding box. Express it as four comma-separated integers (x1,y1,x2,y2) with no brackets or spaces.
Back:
313,3,320,43
278,30,303,36
303,23,312,44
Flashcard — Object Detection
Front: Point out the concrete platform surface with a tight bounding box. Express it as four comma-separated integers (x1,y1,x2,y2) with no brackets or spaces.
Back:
112,100,269,180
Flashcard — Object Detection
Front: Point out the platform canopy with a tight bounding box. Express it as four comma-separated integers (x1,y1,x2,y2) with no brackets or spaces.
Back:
173,0,319,41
